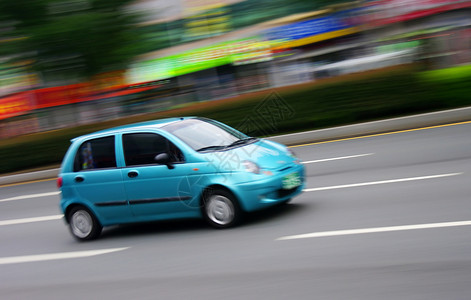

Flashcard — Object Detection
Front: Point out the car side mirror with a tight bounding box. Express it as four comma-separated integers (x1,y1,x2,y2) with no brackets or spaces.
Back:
154,153,175,169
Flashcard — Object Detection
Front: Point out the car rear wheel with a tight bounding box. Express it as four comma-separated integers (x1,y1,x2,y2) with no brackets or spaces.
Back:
203,189,241,229
68,206,102,241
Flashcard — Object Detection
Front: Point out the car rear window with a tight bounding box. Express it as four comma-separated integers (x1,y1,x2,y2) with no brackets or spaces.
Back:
74,136,116,172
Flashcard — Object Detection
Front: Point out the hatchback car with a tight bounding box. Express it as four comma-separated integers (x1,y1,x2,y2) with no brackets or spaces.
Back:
58,117,305,240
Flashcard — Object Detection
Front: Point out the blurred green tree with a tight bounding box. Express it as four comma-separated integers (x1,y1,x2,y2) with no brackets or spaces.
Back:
0,0,146,83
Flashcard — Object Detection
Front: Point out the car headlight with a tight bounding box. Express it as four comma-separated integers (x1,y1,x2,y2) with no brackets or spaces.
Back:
287,148,301,164
243,160,260,174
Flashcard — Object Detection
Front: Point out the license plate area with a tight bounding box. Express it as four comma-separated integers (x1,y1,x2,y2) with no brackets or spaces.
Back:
282,172,301,190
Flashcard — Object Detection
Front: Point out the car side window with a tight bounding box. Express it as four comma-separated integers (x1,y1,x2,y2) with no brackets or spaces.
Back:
123,133,185,166
74,136,116,172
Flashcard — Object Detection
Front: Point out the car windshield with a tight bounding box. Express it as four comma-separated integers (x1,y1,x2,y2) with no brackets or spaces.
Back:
163,119,254,152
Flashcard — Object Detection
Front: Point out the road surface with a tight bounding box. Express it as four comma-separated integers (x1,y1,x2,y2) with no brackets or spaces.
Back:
1,122,470,299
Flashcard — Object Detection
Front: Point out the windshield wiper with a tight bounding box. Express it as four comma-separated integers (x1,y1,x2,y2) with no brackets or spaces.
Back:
196,145,227,152
226,137,259,148
197,138,258,152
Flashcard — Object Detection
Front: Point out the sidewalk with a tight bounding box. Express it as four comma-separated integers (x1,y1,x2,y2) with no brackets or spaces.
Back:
1,106,470,186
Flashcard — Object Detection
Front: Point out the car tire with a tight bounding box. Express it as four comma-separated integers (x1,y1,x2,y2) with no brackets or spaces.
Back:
203,188,241,229
68,206,102,241
282,198,292,205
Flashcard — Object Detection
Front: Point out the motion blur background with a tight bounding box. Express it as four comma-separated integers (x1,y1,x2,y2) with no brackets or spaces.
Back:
0,0,470,139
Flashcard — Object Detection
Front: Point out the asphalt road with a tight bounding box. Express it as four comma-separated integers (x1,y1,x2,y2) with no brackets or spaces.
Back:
1,122,470,300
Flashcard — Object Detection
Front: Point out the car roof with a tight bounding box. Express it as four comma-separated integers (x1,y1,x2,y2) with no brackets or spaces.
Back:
71,117,196,142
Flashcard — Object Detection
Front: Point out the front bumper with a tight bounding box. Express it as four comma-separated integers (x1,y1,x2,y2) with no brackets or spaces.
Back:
234,164,305,212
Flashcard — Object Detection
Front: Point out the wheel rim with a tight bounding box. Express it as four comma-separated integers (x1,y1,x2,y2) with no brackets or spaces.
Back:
206,195,235,226
70,210,93,238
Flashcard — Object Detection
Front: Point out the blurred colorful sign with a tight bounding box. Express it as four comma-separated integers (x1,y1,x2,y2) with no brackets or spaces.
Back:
127,45,230,83
0,84,96,121
128,8,366,83
127,37,275,83
0,81,157,120
0,93,33,120
183,1,231,40
230,39,273,65
265,9,362,49
34,84,90,109
364,0,471,26
376,40,420,54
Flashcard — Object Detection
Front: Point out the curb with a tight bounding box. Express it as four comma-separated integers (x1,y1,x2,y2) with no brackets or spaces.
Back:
0,168,60,186
267,106,471,146
1,106,470,186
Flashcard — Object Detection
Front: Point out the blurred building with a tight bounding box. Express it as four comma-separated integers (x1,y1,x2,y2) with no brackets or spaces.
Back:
1,0,471,138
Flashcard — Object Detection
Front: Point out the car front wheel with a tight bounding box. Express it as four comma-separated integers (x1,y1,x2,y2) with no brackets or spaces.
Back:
68,206,102,241
203,189,241,229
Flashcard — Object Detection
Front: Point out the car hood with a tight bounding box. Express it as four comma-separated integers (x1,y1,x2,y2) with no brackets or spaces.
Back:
206,139,296,171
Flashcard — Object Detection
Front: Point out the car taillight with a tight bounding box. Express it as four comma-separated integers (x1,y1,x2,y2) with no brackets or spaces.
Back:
57,177,63,189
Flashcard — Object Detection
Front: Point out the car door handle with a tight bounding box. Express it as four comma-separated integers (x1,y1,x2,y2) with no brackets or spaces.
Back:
128,171,139,178
74,175,85,183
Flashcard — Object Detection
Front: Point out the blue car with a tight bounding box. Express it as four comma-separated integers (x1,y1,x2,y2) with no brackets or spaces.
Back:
58,117,305,240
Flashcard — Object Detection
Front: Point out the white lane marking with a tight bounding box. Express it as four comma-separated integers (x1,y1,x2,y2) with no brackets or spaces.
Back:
0,215,63,226
302,153,374,164
0,247,129,265
303,173,462,192
277,220,471,241
0,191,60,203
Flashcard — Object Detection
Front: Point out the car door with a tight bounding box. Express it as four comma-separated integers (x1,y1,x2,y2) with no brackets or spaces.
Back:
120,132,198,218
66,135,132,223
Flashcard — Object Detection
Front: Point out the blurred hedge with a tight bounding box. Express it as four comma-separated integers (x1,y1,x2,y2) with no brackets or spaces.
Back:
1,64,470,174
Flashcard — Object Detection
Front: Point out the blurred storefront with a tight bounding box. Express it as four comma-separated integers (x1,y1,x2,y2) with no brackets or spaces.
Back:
263,7,366,84
364,0,471,69
1,1,471,138
0,81,164,138
0,60,39,97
